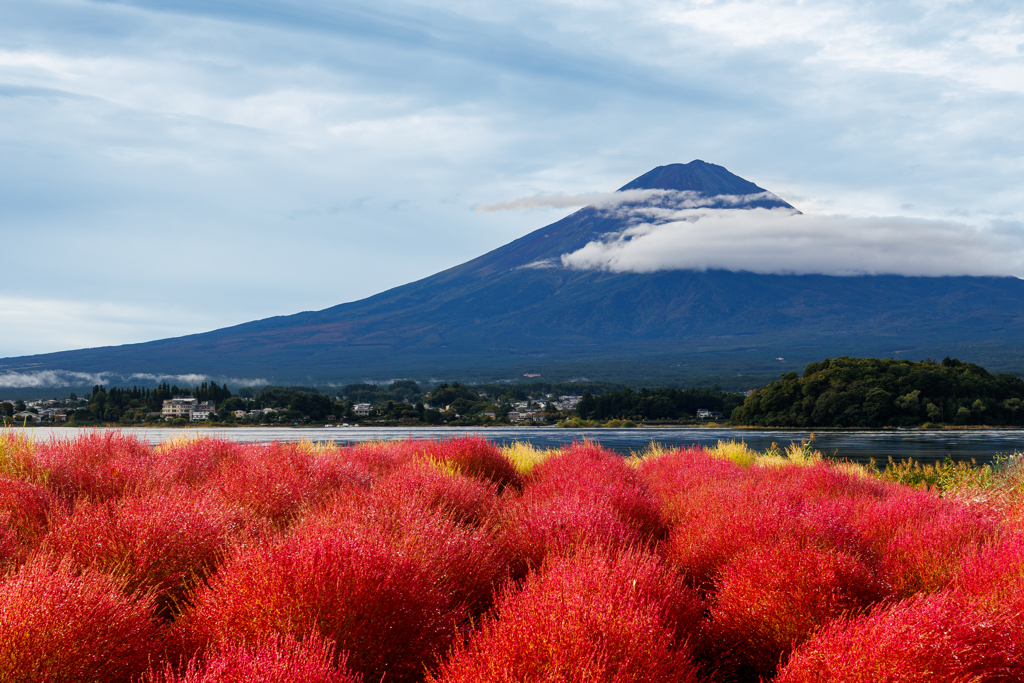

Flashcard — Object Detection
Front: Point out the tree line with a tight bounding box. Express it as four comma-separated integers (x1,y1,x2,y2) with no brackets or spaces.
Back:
731,357,1024,428
73,382,233,423
575,387,747,421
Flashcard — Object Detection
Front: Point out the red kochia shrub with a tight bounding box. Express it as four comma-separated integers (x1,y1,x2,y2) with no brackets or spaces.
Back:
639,449,765,590
44,490,248,618
656,459,882,592
145,633,362,683
755,463,890,504
0,476,57,568
370,459,498,526
637,447,750,502
953,533,1024,611
499,443,665,573
149,438,244,491
852,489,1000,595
775,591,1024,683
528,443,665,539
500,494,643,574
430,546,706,683
424,437,524,492
178,500,504,683
707,539,890,679
0,526,18,571
34,431,154,501
337,440,422,475
207,442,370,526
0,555,162,683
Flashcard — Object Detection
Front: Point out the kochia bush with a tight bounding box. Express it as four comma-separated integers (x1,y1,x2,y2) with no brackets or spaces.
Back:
44,490,248,618
776,591,1024,683
144,633,362,683
179,498,506,682
422,436,524,492
707,539,890,678
0,555,162,683
430,547,705,683
0,476,56,568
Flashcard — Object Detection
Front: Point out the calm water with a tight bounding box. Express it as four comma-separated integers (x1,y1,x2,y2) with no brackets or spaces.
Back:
14,426,1024,465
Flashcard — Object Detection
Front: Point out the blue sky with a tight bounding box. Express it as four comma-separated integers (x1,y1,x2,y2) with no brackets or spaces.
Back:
1,0,1022,357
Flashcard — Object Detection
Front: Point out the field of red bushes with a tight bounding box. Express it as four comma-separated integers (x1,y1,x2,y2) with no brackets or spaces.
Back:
2,431,1023,683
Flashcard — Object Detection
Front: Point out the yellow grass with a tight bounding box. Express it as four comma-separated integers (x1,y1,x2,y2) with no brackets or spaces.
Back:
0,428,37,479
153,431,208,452
628,437,822,469
501,441,556,475
705,440,760,467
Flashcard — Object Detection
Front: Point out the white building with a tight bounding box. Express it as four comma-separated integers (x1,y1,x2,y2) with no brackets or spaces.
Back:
163,396,216,421
190,402,216,421
163,396,197,418
353,403,372,417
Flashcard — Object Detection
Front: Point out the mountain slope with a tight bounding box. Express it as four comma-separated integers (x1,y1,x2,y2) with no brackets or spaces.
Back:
3,160,1024,387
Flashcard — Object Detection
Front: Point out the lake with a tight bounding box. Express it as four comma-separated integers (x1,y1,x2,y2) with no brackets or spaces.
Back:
13,425,1024,465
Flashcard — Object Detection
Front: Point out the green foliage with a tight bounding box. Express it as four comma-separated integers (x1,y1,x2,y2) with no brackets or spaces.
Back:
68,382,234,423
288,393,334,421
341,381,423,405
867,457,995,493
574,386,746,421
424,382,481,408
732,357,1024,428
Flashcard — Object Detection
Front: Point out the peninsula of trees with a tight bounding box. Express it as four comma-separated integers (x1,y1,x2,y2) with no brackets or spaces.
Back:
731,357,1024,428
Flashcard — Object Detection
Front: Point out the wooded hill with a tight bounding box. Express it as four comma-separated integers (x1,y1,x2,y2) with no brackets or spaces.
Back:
731,357,1024,428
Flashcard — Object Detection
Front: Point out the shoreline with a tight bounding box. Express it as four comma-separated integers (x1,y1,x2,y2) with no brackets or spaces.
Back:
6,423,1024,431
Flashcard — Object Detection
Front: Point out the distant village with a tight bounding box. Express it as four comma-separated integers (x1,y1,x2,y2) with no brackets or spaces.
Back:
0,392,588,425
0,381,742,426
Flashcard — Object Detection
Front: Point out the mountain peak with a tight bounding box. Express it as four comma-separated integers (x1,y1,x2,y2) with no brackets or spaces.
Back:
618,160,795,210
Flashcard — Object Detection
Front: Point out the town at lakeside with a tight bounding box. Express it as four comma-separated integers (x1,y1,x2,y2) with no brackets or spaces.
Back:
4,357,1024,430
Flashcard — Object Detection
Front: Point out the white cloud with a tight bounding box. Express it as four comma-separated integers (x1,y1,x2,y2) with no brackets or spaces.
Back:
652,0,1024,94
127,373,268,387
0,370,110,389
126,373,210,385
476,189,784,212
0,369,268,389
560,207,1024,277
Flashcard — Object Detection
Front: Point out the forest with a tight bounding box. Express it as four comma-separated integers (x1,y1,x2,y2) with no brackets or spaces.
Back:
731,357,1024,428
575,387,746,422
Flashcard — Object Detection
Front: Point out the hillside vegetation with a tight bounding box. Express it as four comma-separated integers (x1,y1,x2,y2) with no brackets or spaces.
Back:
732,357,1024,428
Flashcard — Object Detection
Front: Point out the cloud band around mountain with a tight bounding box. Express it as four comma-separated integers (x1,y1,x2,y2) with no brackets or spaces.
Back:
560,207,1024,278
475,189,786,212
0,370,269,389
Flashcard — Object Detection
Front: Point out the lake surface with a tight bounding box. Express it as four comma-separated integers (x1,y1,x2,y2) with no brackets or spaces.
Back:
14,426,1024,465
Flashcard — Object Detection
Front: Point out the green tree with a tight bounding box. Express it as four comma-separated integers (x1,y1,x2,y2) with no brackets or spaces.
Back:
732,356,1024,428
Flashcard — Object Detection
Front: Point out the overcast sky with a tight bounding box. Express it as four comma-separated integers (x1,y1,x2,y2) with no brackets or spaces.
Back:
1,0,1023,357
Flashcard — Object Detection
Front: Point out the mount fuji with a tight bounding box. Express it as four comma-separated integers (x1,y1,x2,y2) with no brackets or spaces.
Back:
4,160,1024,389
